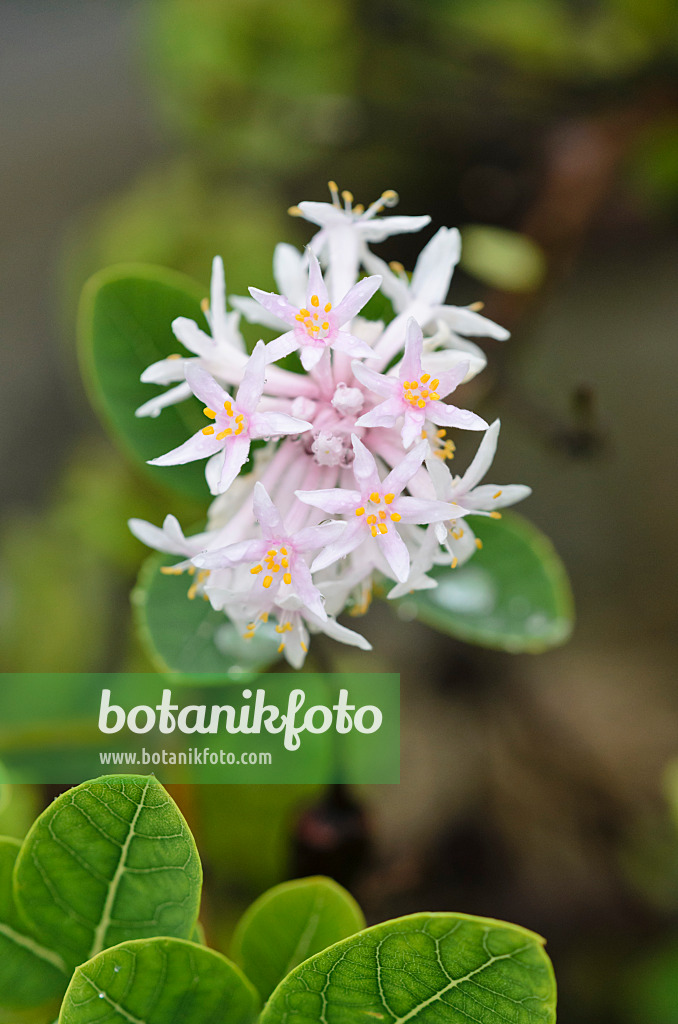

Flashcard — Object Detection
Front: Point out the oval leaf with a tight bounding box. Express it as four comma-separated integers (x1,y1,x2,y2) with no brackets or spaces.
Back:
0,837,68,1022
231,876,365,1002
59,937,259,1024
260,912,556,1024
396,512,573,652
78,264,209,500
133,552,280,677
14,775,201,972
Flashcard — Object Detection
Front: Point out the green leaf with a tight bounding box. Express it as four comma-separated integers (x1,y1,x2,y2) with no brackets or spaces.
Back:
0,837,68,1023
13,775,202,973
133,552,280,677
396,512,573,653
78,263,210,500
260,912,556,1024
231,876,365,1002
59,937,259,1024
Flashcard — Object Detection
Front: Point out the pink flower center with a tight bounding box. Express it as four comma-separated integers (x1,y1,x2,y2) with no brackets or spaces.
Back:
402,373,440,409
294,295,333,344
201,398,247,440
249,547,292,588
354,491,402,537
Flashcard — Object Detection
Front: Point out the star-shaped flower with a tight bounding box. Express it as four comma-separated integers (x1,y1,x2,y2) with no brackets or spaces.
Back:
354,318,488,447
249,251,381,371
148,342,311,494
195,483,345,621
296,435,467,582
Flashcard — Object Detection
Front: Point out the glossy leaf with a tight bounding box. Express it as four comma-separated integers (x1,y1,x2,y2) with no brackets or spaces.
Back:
59,937,259,1024
231,876,365,1002
13,775,201,972
260,912,556,1024
78,264,209,500
397,512,573,653
0,837,68,1023
133,552,280,677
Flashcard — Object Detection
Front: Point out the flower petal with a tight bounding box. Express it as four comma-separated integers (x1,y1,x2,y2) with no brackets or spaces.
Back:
264,331,298,364
295,488,360,514
185,364,231,410
428,401,488,431
249,286,298,325
377,528,410,582
333,274,381,324
351,435,382,494
135,381,192,418
148,427,224,467
310,521,365,572
397,496,466,523
249,410,311,438
351,361,399,398
382,439,428,495
216,435,251,494
411,227,461,305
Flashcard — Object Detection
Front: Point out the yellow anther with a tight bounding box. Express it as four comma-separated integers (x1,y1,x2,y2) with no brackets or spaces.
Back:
493,490,503,499
247,622,255,630
283,572,292,584
390,512,401,522
437,429,446,438
469,300,485,311
263,576,273,588
353,203,365,215
341,190,354,204
370,525,378,537
201,297,210,313
160,566,184,575
188,566,196,576
288,205,302,217
235,424,244,435
235,413,244,421
271,564,280,573
301,641,308,653
384,493,394,503
430,378,439,390
311,294,320,307
382,189,398,204
324,303,332,312
277,642,285,654
216,428,232,440
281,558,289,568
243,631,255,639
204,407,216,418
451,557,458,569
267,549,276,556
167,353,182,360
490,511,502,519
370,491,380,503
421,373,430,383
421,391,429,399
275,624,284,633
378,523,388,535
187,583,198,600
355,507,365,516
389,260,405,273
202,425,215,435
379,510,387,519
250,565,262,575
429,392,440,401
475,538,483,550
366,514,376,525
417,398,426,409
280,547,287,555
300,308,310,317
295,314,305,322
224,400,233,415
260,611,268,623
322,321,330,330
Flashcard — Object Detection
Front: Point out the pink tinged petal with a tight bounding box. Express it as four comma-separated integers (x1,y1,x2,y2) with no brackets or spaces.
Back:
209,256,228,340
436,305,510,340
333,274,381,324
400,318,424,380
141,358,192,385
185,364,231,410
318,616,372,651
428,400,488,431
310,522,365,573
148,427,224,467
459,419,500,491
361,249,410,309
205,450,226,494
196,538,265,569
171,317,215,357
377,528,410,582
235,340,266,411
231,294,289,331
264,331,298,364
411,227,461,305
252,482,284,536
216,436,251,494
273,242,307,305
468,484,532,509
248,286,298,326
350,435,382,493
396,497,468,524
351,361,399,398
401,409,425,449
294,520,347,553
128,516,187,555
382,439,429,495
295,488,360,515
305,250,330,308
300,345,325,371
434,361,471,398
290,557,327,621
135,381,193,418
249,411,311,438
355,399,402,431
330,332,374,360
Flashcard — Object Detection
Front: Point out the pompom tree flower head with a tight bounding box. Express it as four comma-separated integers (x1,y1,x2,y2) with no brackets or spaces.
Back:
130,183,530,668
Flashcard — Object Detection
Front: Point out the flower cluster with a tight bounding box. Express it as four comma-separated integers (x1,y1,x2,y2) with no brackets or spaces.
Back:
130,183,530,667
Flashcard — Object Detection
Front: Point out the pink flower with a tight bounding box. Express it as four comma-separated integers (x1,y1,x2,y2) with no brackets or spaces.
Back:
354,318,488,447
296,435,468,582
148,342,311,494
249,251,381,371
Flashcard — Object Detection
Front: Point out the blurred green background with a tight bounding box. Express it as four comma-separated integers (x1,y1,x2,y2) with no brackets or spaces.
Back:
2,1,678,1020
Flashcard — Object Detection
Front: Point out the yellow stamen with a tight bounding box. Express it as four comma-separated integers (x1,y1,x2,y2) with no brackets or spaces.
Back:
311,295,320,307
384,493,394,504
370,491,380,503
324,302,332,312
203,407,216,418
378,523,388,535
202,425,215,435
490,511,502,519
475,538,483,550
167,353,181,360
390,512,401,522
283,572,292,584
370,525,378,537
322,321,329,330
263,576,273,588
493,490,503,499
301,641,308,652
421,373,430,383
451,557,458,569
366,514,376,525
379,510,387,519
277,642,285,654
469,300,484,311
224,400,233,415
355,507,365,516
430,378,439,390
288,205,302,217
341,190,354,204
160,566,184,575
417,398,426,409
216,428,232,440
250,565,262,575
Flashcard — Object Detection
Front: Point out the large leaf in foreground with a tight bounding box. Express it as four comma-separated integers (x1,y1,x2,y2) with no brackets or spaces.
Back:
133,552,280,677
397,512,573,652
59,937,259,1024
0,838,67,1023
78,263,208,500
231,876,365,1002
260,912,556,1024
14,775,201,972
